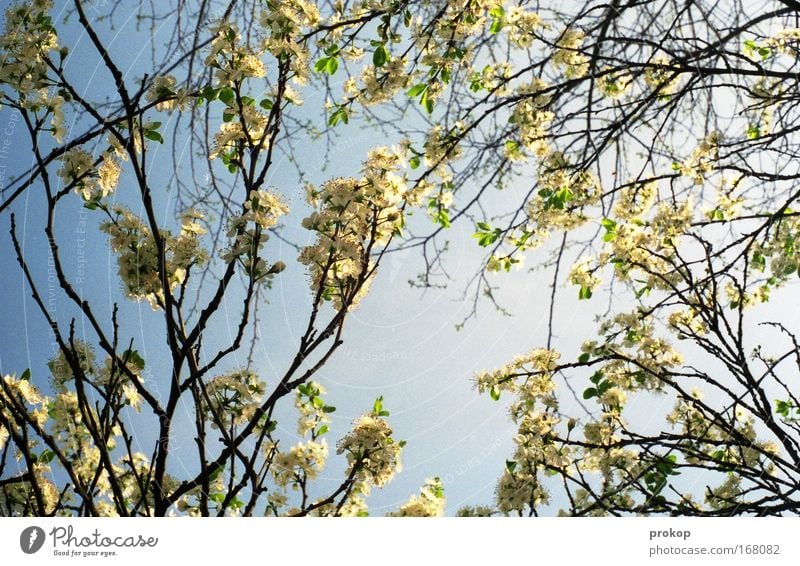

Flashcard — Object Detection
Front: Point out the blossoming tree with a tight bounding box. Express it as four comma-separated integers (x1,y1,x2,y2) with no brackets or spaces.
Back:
1,0,800,516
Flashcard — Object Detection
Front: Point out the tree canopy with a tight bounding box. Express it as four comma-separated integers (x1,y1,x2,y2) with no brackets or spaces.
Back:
1,0,800,516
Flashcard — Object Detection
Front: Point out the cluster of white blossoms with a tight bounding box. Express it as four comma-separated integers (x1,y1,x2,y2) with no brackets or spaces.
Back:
526,154,601,231
389,477,446,517
145,75,188,112
260,0,319,83
746,213,800,293
568,256,602,298
667,307,708,337
495,455,551,513
0,1,58,90
707,186,745,221
506,79,554,161
201,369,266,429
272,440,329,489
596,195,694,291
21,87,66,142
475,347,559,401
337,413,403,490
597,310,684,385
205,22,267,87
553,28,589,79
597,68,633,99
474,347,577,514
612,181,657,221
222,190,288,280
300,146,427,310
677,133,720,185
666,393,778,492
294,381,332,437
422,124,464,175
0,374,58,513
101,207,208,309
0,1,71,147
209,104,271,161
504,7,543,49
348,56,411,107
56,148,122,201
468,62,514,95
2,349,165,516
761,28,800,56
643,55,679,97
261,388,415,517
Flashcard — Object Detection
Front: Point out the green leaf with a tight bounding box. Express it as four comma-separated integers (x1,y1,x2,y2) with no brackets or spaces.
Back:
373,396,384,415
435,209,451,228
144,130,163,143
122,349,146,371
409,155,420,169
20,368,31,381
578,285,593,300
373,44,388,67
583,387,598,400
489,385,501,401
218,87,235,106
775,399,794,418
322,405,336,413
578,352,590,364
601,218,616,230
488,6,505,19
316,425,329,436
37,450,55,464
202,85,219,101
407,83,427,97
328,108,349,127
505,460,517,473
326,56,339,75
259,99,274,110
314,57,329,73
